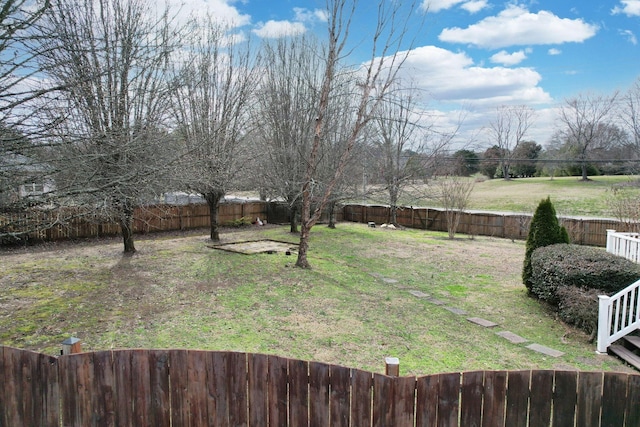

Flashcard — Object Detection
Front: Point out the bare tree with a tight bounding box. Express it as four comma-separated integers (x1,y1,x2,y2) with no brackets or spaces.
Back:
487,105,535,180
253,36,320,233
36,0,179,253
0,1,53,214
558,93,618,181
371,83,424,225
295,0,419,268
170,17,259,242
620,78,640,159
433,175,475,239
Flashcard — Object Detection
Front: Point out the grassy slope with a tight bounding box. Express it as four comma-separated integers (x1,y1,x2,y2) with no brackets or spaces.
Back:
0,224,631,375
394,175,640,218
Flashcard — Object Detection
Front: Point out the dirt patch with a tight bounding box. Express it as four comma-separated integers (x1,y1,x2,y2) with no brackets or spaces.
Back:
211,239,298,255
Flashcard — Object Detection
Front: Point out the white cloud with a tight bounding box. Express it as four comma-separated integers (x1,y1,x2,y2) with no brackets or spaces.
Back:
612,1,640,16
421,0,487,13
422,0,465,13
620,29,638,45
174,0,251,27
548,48,562,55
461,0,489,14
439,5,598,49
293,7,328,23
397,45,552,106
490,49,528,66
252,21,306,38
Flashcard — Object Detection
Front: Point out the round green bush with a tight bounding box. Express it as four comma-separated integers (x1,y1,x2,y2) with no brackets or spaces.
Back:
530,243,640,337
530,243,640,304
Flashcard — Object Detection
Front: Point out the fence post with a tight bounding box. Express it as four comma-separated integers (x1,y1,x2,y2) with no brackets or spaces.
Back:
61,337,82,355
596,296,611,354
385,357,399,376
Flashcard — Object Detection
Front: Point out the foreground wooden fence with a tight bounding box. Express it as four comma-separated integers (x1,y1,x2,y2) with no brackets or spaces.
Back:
343,204,624,247
2,346,640,426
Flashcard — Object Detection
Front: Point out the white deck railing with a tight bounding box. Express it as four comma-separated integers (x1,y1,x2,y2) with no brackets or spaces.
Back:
606,229,640,263
597,278,640,353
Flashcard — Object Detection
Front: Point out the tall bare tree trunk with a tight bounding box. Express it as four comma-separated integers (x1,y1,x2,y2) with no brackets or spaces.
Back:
289,204,299,234
119,203,136,253
205,191,224,242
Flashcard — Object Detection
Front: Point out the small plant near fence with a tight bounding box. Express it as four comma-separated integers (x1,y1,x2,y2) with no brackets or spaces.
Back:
224,216,253,228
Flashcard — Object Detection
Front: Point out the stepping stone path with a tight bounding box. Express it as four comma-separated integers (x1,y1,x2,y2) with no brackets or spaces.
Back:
399,281,567,359
496,330,528,344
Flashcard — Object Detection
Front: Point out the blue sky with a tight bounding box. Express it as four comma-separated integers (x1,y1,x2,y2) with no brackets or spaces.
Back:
177,0,640,148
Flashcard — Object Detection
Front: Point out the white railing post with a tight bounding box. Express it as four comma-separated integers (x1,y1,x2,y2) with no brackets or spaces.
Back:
606,229,616,255
597,295,612,354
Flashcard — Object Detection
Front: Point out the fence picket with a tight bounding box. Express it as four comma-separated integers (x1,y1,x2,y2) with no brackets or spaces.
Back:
437,373,461,427
528,370,553,427
288,358,309,427
576,371,603,427
481,370,506,427
504,370,530,427
351,368,374,426
602,372,628,426
460,371,484,427
415,373,439,427
552,371,578,427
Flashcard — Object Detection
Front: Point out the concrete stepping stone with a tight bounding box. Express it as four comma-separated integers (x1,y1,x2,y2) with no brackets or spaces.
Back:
408,290,429,298
445,307,467,315
426,297,445,305
496,330,528,344
382,278,398,284
526,343,565,358
467,317,498,328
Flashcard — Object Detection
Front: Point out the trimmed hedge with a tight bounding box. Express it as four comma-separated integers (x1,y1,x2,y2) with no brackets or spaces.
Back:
530,243,640,336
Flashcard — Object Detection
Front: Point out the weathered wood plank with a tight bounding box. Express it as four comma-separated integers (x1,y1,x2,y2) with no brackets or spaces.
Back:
481,370,506,427
60,352,95,426
505,370,530,427
460,371,484,427
228,352,248,427
394,376,417,427
529,370,553,427
92,350,116,426
268,355,288,427
309,361,330,426
351,368,373,427
111,350,134,427
187,350,208,426
169,349,191,426
601,372,627,427
208,351,229,426
248,353,268,427
438,372,460,427
147,350,170,427
552,370,577,427
625,373,640,426
330,364,351,427
373,373,393,427
416,374,438,427
288,358,309,427
576,371,603,427
38,351,60,427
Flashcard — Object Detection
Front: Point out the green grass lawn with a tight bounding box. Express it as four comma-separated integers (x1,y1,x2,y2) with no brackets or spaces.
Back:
386,175,640,218
0,223,632,375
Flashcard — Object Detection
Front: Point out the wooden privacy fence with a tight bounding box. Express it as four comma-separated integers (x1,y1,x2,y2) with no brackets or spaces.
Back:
2,346,640,427
343,204,624,247
0,201,272,242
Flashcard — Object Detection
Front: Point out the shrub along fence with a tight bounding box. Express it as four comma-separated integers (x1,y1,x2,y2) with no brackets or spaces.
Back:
343,204,623,247
2,346,639,426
